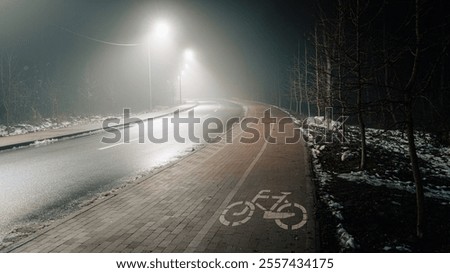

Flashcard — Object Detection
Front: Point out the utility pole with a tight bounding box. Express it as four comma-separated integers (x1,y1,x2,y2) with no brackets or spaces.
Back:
147,41,153,111
179,74,182,104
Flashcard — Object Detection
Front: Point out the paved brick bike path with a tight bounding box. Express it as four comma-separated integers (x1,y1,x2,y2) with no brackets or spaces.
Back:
5,103,316,253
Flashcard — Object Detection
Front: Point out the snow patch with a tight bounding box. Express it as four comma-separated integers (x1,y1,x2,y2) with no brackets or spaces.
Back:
337,224,358,250
383,244,412,252
310,142,358,251
31,139,58,147
341,150,355,161
337,171,450,202
0,115,116,138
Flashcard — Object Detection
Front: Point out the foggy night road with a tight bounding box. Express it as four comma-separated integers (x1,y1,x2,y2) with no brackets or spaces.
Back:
2,101,316,252
1,0,450,260
0,101,243,241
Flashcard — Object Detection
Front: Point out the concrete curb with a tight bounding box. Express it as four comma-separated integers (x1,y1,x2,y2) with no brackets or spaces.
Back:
0,104,198,152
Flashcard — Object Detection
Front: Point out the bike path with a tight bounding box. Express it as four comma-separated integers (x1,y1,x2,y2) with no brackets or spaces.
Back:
4,102,316,253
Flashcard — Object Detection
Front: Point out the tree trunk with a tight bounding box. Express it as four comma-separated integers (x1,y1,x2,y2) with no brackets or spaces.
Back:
314,25,321,116
405,100,425,238
382,16,398,127
355,0,366,170
404,0,425,239
357,89,366,170
323,32,332,108
305,40,311,117
337,0,345,141
289,74,293,112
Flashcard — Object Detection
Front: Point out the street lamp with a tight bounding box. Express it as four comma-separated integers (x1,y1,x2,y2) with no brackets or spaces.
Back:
147,39,152,111
147,20,171,111
178,49,194,105
184,48,194,62
155,21,169,38
178,70,185,104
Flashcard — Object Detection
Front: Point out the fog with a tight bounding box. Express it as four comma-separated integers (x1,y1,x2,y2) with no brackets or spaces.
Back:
0,0,312,122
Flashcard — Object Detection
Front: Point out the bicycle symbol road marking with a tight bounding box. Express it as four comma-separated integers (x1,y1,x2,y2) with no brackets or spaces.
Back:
219,190,308,230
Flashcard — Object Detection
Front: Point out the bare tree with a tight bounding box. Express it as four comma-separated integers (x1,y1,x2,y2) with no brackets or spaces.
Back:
0,51,29,126
401,0,424,238
353,0,367,170
0,51,14,126
297,42,303,115
314,25,322,116
304,39,311,117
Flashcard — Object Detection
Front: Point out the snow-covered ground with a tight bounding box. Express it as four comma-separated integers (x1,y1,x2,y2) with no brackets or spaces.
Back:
301,115,450,252
310,142,359,251
0,105,173,138
338,127,450,203
280,111,358,251
0,116,112,137
366,128,450,181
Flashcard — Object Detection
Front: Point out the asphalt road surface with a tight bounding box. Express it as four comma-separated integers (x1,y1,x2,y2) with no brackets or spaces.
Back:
0,100,243,240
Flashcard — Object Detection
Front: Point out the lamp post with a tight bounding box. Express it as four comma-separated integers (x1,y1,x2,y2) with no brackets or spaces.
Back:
178,49,194,105
178,73,182,104
147,21,170,111
147,41,152,111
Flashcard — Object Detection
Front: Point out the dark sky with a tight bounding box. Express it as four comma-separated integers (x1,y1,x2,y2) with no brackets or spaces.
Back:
0,0,315,110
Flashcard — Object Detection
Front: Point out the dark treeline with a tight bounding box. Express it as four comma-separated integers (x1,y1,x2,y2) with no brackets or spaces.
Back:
0,39,154,126
286,0,450,239
0,2,173,126
288,0,450,134
0,20,180,126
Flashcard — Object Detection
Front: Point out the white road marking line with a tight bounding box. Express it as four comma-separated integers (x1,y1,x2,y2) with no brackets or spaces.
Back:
98,138,139,150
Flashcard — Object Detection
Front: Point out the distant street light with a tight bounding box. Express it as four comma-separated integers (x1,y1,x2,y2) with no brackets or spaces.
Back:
184,48,194,62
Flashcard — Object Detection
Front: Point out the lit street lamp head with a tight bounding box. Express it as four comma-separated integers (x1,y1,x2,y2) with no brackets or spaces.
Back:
154,21,170,38
184,49,194,61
